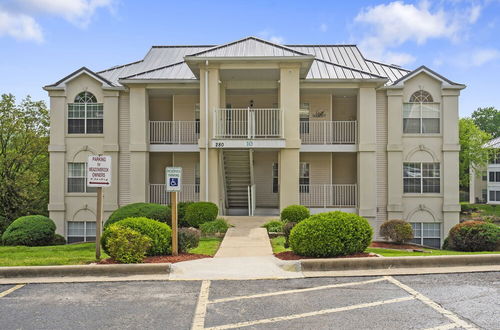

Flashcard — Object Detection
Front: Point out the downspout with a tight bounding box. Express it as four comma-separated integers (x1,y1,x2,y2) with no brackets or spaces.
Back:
205,60,209,201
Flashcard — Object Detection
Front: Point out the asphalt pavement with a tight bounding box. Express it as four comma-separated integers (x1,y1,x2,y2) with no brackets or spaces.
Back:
0,272,498,330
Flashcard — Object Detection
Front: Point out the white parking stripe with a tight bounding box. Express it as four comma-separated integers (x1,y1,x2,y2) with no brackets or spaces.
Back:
209,277,386,304
0,284,25,298
192,280,211,330
205,296,414,330
424,323,459,330
384,276,478,330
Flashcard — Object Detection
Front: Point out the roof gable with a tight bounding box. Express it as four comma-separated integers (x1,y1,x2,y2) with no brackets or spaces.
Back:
45,67,116,89
391,65,464,87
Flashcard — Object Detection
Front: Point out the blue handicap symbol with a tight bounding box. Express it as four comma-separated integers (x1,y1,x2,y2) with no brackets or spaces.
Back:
169,178,179,187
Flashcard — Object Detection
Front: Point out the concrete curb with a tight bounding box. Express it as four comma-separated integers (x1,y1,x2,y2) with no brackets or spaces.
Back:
299,254,500,272
0,263,172,278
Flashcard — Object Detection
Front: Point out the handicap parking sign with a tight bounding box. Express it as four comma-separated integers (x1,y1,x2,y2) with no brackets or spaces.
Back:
165,167,182,192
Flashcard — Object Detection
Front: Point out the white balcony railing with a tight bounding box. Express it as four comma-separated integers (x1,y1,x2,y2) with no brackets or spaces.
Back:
299,184,357,208
214,108,282,139
300,121,357,144
149,121,199,144
148,184,200,204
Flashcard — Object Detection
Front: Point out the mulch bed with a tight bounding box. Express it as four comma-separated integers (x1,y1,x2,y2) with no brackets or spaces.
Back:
369,241,427,250
98,253,212,264
275,251,377,261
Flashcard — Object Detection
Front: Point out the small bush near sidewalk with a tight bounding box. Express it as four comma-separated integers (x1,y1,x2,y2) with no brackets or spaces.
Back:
289,211,373,257
262,220,284,233
446,221,500,252
1,215,56,246
178,202,195,227
283,222,297,248
185,202,218,228
105,203,171,228
200,218,230,236
380,220,414,244
179,227,201,253
52,234,66,245
105,225,151,263
101,217,172,256
280,205,310,223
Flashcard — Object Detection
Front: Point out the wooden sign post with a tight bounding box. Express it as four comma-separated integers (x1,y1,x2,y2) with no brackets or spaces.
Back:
166,167,182,256
87,155,112,260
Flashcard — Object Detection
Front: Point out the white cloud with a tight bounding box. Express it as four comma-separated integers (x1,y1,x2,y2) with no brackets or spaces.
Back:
353,1,483,66
0,9,43,42
319,23,328,32
258,30,285,44
470,49,500,66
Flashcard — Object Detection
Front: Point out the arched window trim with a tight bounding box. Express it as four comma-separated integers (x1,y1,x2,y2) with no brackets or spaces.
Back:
403,89,440,134
68,91,103,134
409,90,434,103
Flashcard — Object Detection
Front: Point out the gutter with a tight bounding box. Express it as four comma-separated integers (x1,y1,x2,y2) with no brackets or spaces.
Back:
205,60,209,201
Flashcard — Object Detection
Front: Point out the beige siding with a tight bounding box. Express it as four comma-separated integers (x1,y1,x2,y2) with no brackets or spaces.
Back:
173,94,199,121
226,94,278,108
118,92,131,206
331,153,357,184
332,96,357,121
173,153,199,185
376,90,388,239
300,153,331,184
149,153,173,184
300,94,331,121
254,151,279,207
149,96,172,121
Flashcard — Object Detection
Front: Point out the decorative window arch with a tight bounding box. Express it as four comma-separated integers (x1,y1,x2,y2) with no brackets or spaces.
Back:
403,89,440,134
68,91,103,134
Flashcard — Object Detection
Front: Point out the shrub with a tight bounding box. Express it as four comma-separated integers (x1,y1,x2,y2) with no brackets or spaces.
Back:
179,227,201,253
1,215,56,246
380,220,414,244
283,222,297,248
105,225,151,263
185,202,218,228
200,218,230,236
262,220,284,233
101,217,172,256
447,221,500,252
105,203,171,228
0,215,11,236
289,211,373,257
52,234,66,245
178,202,195,227
460,203,478,214
280,205,310,223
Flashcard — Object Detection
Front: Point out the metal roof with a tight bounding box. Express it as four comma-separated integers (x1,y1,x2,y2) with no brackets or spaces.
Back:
122,61,197,80
484,137,500,149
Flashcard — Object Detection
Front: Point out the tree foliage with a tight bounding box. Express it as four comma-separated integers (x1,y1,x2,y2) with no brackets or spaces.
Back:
471,107,500,138
0,94,49,222
459,118,492,188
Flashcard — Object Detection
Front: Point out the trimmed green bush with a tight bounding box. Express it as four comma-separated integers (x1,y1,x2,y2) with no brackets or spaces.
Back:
105,203,171,228
185,202,218,228
283,222,297,248
178,202,195,227
200,218,230,236
52,234,67,245
289,211,373,257
460,203,478,214
0,215,11,236
380,220,413,244
1,215,56,246
101,217,172,256
280,205,310,223
105,225,151,263
262,220,284,233
447,221,500,252
179,227,201,253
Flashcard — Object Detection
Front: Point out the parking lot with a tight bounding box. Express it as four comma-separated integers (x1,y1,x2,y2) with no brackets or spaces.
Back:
0,272,498,329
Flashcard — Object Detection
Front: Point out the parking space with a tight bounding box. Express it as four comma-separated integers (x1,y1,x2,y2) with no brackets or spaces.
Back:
0,272,497,329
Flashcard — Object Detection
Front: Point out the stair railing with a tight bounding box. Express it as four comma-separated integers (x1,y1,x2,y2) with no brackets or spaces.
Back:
247,184,256,216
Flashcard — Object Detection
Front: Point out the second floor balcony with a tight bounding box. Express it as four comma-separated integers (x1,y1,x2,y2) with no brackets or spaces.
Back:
214,108,283,139
150,121,199,144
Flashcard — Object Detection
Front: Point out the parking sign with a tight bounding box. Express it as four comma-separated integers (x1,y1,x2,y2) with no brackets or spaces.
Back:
166,167,182,192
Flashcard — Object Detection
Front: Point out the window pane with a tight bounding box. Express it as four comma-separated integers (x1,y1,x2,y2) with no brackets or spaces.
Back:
86,104,103,119
421,104,439,118
68,178,85,193
422,118,440,133
69,163,85,177
403,118,421,133
68,119,85,133
490,190,495,201
86,119,103,133
85,222,96,236
404,178,421,193
423,238,441,249
300,163,310,178
68,104,85,118
423,223,440,237
423,178,440,193
403,163,421,178
422,163,440,178
410,238,421,245
68,222,84,236
403,103,420,118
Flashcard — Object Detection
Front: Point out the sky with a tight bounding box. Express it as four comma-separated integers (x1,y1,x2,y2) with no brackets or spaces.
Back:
1,0,499,117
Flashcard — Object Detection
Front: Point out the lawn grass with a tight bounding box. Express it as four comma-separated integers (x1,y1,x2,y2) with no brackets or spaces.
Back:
0,237,223,267
270,236,500,257
470,204,500,217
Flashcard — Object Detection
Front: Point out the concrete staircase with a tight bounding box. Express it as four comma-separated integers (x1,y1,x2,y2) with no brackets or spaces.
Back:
223,150,251,209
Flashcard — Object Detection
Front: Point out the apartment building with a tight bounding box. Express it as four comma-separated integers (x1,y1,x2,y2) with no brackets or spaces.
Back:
44,37,464,247
470,137,500,205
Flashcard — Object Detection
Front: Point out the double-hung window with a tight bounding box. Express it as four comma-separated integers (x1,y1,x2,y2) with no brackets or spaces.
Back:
410,222,441,248
488,171,500,182
299,162,310,193
68,163,96,193
67,221,96,243
489,190,500,202
272,163,279,193
403,90,439,134
403,162,440,193
68,91,103,134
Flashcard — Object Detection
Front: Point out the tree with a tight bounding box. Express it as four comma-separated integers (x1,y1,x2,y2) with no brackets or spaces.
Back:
0,94,49,222
471,107,500,138
459,118,493,188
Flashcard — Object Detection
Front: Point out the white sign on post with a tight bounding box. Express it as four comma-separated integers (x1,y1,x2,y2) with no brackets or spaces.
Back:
166,167,182,192
87,155,112,187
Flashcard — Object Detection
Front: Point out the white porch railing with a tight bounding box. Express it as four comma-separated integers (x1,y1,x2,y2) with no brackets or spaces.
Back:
300,121,357,144
148,184,200,204
149,121,199,144
299,184,357,208
214,108,282,138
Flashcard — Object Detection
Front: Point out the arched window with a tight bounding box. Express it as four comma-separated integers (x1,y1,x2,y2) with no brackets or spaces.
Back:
68,91,103,134
403,90,440,134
